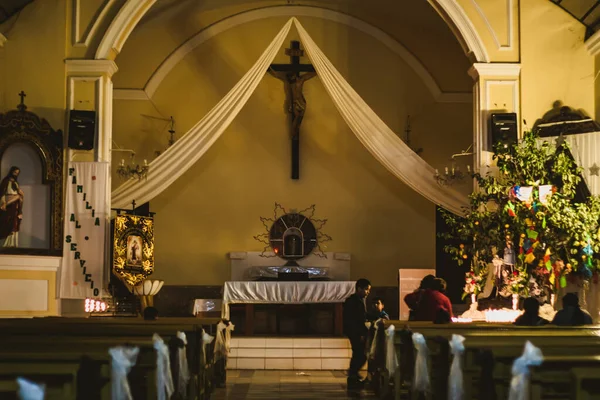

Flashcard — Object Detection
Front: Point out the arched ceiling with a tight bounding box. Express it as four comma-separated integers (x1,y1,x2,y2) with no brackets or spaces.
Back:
550,0,600,39
0,0,32,25
114,0,474,93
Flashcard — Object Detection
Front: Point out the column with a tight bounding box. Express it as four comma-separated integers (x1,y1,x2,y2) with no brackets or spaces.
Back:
468,63,521,173
65,59,118,295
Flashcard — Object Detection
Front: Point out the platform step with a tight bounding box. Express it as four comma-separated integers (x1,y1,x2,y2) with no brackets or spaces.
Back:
228,337,362,370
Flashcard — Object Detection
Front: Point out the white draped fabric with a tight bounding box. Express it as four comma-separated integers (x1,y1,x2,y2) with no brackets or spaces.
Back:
112,18,294,209
109,346,139,400
152,334,174,400
175,331,190,399
221,280,355,319
293,20,467,215
112,18,468,215
562,132,600,195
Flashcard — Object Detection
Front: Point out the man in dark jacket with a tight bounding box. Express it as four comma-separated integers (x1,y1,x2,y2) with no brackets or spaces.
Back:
343,278,371,389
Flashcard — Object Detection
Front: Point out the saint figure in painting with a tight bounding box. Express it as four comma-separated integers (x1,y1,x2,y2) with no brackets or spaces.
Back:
127,235,142,266
0,166,24,247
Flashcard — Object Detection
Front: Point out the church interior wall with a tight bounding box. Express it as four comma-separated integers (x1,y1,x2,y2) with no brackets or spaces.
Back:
111,14,473,287
520,0,595,128
0,0,598,313
0,0,67,130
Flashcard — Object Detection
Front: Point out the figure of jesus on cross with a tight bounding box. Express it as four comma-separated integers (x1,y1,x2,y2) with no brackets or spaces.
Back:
268,40,317,180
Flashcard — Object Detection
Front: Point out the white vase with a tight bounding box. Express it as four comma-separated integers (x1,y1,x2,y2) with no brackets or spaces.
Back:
471,293,476,304
512,293,519,310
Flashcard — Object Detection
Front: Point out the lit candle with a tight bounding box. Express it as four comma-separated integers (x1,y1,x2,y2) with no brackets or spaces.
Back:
143,159,148,166
121,159,125,166
435,169,439,176
445,167,449,175
467,165,471,173
452,167,455,175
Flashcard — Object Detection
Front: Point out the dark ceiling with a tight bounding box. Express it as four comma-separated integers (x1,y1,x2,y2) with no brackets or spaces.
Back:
550,0,600,39
0,0,33,24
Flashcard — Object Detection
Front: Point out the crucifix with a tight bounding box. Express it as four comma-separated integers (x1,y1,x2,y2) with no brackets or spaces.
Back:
268,40,317,180
17,91,27,111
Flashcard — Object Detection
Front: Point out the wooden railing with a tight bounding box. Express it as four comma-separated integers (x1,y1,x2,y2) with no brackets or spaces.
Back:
0,317,223,399
366,321,600,400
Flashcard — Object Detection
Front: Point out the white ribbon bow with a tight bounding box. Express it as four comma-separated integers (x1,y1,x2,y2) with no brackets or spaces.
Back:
214,321,234,361
109,346,139,400
412,333,431,393
152,334,174,400
508,341,544,400
16,377,45,400
176,331,190,398
202,329,215,366
385,325,399,377
448,334,466,400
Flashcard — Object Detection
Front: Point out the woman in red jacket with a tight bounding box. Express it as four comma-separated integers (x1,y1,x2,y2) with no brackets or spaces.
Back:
404,278,453,322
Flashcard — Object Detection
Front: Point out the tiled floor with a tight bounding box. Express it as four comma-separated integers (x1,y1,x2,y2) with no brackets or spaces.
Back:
213,370,379,399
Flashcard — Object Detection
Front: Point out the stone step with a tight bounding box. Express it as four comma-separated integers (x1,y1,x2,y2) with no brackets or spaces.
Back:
227,337,364,370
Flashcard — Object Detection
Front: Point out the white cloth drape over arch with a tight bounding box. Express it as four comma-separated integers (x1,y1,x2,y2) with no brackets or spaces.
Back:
112,18,468,215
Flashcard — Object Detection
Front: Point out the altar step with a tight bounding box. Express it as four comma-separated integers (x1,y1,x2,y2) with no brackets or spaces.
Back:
228,337,362,370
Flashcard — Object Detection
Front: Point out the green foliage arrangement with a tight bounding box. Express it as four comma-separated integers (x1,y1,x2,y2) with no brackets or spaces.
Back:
439,131,600,299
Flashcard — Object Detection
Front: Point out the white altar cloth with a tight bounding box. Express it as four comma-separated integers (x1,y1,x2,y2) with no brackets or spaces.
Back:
221,281,356,319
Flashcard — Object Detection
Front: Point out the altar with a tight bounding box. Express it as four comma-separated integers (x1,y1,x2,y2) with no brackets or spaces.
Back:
222,281,355,336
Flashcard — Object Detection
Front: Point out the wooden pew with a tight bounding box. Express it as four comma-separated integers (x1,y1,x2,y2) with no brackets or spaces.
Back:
0,317,221,400
385,322,600,400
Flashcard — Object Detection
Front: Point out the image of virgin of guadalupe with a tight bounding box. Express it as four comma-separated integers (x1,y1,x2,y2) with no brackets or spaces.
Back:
0,166,24,247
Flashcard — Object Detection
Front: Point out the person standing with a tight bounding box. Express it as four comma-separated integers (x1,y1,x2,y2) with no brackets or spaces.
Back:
343,278,371,389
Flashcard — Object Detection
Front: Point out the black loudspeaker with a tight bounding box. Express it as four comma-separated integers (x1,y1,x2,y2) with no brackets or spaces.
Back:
490,112,517,149
68,110,96,150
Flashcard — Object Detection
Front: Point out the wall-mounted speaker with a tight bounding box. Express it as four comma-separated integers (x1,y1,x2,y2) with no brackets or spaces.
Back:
68,110,96,150
490,112,517,149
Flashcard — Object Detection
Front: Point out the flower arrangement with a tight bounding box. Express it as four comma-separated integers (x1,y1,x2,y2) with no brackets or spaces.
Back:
504,267,529,297
462,268,486,300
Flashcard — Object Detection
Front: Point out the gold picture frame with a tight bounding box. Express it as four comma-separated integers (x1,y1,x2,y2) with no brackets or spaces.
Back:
112,214,154,287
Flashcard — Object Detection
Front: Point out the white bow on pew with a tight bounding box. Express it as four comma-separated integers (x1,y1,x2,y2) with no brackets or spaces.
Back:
109,346,139,400
176,331,190,398
202,329,215,366
152,334,174,400
412,333,431,394
16,377,45,400
448,334,466,400
508,341,544,400
214,321,234,361
385,325,399,378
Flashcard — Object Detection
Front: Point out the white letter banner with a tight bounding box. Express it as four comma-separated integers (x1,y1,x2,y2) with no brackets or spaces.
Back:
60,162,109,299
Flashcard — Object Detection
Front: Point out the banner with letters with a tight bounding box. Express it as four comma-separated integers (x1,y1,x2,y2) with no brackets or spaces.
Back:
59,162,109,299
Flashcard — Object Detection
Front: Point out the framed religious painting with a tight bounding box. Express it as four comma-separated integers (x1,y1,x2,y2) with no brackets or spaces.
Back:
0,95,63,255
112,214,155,287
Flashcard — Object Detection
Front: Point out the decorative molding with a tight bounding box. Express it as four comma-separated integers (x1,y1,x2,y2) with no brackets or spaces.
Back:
65,59,119,77
114,6,471,103
469,0,513,51
113,88,149,100
427,0,489,62
73,0,117,48
468,62,520,79
585,29,600,56
0,255,61,269
96,0,157,60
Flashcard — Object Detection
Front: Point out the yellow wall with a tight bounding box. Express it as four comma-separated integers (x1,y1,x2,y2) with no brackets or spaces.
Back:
112,16,473,286
520,0,595,127
0,0,67,129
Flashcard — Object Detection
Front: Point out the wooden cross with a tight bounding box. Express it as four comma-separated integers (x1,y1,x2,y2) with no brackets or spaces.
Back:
17,91,27,111
268,41,317,180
